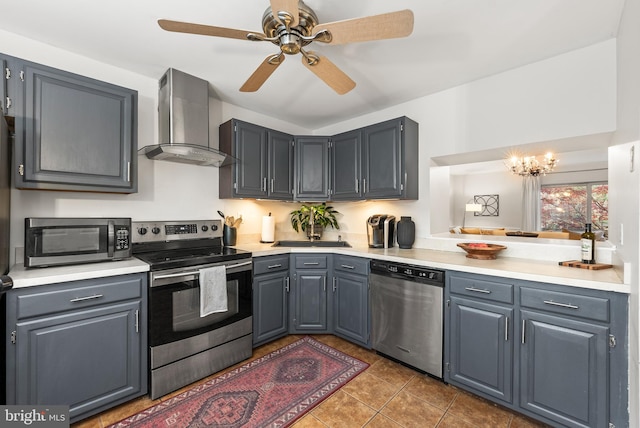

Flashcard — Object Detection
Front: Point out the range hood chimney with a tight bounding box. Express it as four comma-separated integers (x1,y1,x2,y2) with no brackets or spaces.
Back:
139,68,234,167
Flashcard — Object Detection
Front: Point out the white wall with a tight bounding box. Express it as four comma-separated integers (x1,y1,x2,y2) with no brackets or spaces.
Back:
613,0,640,424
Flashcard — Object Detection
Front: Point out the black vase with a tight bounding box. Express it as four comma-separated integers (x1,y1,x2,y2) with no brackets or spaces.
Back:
396,216,415,249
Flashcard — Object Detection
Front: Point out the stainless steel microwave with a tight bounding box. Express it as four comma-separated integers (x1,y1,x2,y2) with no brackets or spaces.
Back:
24,218,132,268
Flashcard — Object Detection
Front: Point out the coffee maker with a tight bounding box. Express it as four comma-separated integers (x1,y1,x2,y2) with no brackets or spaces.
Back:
367,214,396,248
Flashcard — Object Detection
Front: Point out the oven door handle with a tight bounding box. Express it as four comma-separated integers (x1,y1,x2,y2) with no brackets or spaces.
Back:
153,260,253,280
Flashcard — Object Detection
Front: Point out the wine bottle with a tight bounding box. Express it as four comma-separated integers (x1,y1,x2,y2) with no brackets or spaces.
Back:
580,223,596,264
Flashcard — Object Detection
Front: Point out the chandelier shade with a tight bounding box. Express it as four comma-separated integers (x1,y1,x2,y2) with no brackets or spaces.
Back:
507,153,557,176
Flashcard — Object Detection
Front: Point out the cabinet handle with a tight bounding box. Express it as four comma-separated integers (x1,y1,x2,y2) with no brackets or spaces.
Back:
285,277,290,293
332,277,337,292
521,319,526,344
543,300,579,310
355,179,359,193
303,262,319,266
363,178,367,193
505,317,509,341
70,294,104,303
323,277,326,292
340,264,355,269
270,178,274,193
464,287,491,294
135,309,140,333
268,264,282,269
263,177,267,192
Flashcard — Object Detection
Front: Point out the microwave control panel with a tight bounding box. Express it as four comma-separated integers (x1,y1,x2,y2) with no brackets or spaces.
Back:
115,226,130,250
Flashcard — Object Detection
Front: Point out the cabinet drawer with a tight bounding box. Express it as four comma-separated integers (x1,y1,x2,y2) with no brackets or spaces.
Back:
520,287,609,322
334,255,368,275
295,255,328,269
254,255,290,275
449,275,513,304
14,275,144,319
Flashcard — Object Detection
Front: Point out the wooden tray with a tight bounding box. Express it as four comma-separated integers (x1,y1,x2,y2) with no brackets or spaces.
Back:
558,260,612,270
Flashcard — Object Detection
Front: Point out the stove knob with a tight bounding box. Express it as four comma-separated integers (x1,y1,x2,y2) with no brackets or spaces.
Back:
138,227,148,235
152,227,161,234
201,225,209,232
211,224,218,231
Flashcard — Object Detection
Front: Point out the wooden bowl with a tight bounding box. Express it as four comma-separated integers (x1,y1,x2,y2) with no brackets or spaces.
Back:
457,243,507,260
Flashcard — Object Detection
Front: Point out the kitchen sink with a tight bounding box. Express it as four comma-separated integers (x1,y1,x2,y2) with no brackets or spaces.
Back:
272,240,351,247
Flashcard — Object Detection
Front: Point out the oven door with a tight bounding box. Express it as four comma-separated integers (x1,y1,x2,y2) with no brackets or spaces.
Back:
148,259,252,347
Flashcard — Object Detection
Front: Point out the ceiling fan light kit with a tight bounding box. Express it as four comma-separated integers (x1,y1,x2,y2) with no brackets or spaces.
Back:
158,1,414,94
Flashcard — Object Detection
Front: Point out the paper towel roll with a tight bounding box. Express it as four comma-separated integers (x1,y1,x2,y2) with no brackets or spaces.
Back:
261,215,275,243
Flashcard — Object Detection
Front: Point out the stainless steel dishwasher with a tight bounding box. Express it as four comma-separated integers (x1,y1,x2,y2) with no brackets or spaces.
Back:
370,260,445,378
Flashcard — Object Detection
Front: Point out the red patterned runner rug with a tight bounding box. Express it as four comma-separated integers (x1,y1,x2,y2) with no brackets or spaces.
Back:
108,336,368,428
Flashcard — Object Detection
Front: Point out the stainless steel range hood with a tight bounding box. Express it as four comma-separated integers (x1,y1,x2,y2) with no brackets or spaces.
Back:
139,68,234,167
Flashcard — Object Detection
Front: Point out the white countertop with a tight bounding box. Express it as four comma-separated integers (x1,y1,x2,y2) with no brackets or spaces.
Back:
6,243,627,294
239,242,628,294
8,258,150,289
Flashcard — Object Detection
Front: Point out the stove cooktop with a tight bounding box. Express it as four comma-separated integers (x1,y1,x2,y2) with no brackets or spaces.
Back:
131,219,251,270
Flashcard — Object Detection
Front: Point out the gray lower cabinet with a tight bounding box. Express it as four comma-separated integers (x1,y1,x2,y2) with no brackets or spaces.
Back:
289,254,332,333
332,255,370,348
253,255,290,347
445,271,628,428
2,52,137,193
5,274,148,423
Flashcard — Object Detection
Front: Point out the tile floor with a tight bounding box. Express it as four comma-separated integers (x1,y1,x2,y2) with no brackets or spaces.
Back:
72,335,550,428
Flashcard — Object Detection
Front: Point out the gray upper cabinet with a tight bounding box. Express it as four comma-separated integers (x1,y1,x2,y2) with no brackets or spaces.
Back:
0,56,6,114
219,116,418,201
294,136,330,201
362,117,418,200
330,129,362,200
219,119,293,200
3,54,137,193
268,130,294,199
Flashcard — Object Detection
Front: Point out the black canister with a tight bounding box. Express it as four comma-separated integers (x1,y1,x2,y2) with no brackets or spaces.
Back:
223,225,237,246
396,216,415,249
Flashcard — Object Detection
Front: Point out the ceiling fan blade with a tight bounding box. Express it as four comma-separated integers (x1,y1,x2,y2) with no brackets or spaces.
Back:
270,0,299,27
158,19,264,41
240,54,285,92
312,9,414,45
301,53,355,95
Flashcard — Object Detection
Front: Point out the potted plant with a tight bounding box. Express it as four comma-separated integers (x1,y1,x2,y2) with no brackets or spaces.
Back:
290,203,340,240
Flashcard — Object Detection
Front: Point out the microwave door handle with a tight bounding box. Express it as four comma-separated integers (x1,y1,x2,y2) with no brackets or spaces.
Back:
107,220,115,257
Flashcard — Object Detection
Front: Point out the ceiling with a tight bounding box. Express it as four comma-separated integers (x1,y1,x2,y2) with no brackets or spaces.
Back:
0,0,625,130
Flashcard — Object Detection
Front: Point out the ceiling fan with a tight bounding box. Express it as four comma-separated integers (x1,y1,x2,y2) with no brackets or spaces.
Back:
158,0,414,95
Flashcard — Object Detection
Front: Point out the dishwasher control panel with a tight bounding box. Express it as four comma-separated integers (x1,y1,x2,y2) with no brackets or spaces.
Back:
370,260,444,284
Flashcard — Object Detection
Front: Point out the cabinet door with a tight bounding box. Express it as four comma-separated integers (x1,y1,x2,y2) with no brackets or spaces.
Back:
294,136,330,200
17,61,137,192
253,271,289,346
13,301,142,422
292,270,329,332
234,120,268,198
520,310,608,428
333,271,369,347
268,130,293,199
448,296,513,403
0,56,6,114
331,129,362,200
362,118,402,198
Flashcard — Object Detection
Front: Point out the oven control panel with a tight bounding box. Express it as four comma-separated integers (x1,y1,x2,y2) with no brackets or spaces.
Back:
132,219,222,243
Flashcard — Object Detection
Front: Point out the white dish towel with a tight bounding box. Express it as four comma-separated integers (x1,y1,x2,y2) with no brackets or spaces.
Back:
199,265,227,317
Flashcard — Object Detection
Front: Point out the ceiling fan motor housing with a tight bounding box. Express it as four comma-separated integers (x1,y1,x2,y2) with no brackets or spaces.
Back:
261,1,318,54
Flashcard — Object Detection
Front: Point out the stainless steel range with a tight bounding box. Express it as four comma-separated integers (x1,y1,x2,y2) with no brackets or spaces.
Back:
132,219,252,399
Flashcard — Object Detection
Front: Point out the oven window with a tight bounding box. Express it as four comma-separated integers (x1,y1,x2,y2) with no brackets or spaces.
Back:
172,278,239,332
148,267,252,347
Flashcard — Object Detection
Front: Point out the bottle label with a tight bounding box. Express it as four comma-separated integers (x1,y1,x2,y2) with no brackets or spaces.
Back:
581,238,593,261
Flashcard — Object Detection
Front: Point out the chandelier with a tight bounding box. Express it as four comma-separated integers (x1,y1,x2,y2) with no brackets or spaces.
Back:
507,153,557,176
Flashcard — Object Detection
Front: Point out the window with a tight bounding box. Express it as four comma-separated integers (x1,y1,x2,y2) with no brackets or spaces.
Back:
540,182,608,235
